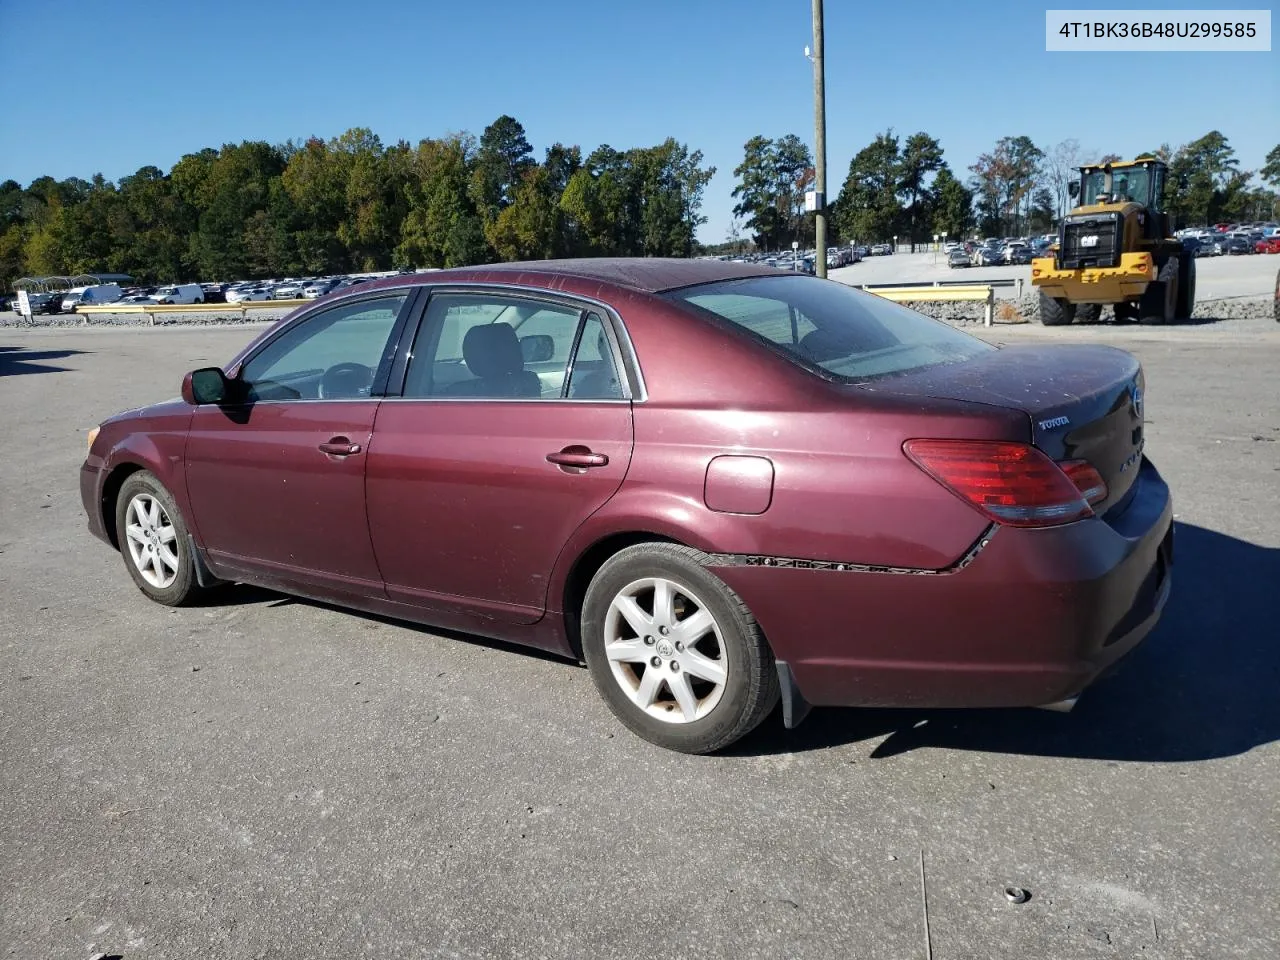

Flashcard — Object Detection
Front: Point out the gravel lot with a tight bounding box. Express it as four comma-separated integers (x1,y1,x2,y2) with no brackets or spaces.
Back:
1,320,1277,959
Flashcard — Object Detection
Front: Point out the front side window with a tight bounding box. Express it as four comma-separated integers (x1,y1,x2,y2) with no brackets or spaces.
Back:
403,294,624,400
238,294,407,401
667,274,993,383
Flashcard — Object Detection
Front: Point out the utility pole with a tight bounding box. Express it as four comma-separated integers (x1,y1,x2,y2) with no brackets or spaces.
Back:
811,0,828,278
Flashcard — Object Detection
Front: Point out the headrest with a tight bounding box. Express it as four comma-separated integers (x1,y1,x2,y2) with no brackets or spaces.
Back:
463,323,523,379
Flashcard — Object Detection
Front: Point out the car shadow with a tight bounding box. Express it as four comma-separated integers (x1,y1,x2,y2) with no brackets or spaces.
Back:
733,522,1280,762
0,345,85,376
205,583,572,665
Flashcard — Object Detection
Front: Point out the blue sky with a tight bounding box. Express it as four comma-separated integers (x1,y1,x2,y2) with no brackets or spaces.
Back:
1,0,1275,241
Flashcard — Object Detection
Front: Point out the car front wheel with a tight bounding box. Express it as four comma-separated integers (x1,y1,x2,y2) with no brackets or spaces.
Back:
581,543,779,753
115,471,207,606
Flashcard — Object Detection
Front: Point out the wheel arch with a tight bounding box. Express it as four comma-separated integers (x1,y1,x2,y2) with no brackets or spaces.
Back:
559,531,687,659
100,461,147,548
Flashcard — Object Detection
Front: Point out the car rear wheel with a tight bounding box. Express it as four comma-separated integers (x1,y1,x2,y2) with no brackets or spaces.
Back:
581,543,779,753
115,471,206,606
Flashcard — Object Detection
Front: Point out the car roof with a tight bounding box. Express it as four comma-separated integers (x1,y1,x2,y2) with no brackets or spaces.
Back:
366,258,785,296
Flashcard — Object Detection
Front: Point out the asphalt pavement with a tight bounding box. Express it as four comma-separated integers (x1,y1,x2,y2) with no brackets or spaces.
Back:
1,321,1277,959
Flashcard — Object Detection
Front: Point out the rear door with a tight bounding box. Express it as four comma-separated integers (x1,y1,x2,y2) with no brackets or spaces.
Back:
365,290,635,623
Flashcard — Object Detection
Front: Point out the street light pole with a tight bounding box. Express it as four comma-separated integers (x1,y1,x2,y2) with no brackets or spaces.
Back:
811,0,828,279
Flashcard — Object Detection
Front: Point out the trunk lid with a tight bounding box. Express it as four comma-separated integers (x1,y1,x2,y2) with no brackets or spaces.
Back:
873,344,1145,513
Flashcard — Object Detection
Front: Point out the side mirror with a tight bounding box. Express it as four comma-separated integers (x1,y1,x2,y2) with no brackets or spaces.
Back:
182,367,230,405
520,334,555,363
1068,182,1080,199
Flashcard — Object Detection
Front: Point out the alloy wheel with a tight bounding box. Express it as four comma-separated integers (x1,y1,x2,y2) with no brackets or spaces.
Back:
603,577,728,723
123,493,180,589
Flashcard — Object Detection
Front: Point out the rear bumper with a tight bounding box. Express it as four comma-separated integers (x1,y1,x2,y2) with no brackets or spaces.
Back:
712,459,1173,710
1031,252,1155,303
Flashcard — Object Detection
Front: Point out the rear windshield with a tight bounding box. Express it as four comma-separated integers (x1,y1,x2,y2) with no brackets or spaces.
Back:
665,274,994,382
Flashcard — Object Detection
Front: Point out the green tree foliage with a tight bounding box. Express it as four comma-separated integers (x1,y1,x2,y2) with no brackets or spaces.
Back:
969,136,1044,236
1,116,715,285
1263,145,1280,189
730,135,812,251
833,130,901,245
897,133,944,250
470,115,536,231
929,165,973,239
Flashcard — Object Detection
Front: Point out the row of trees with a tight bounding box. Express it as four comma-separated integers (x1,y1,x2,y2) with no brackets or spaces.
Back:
729,129,1280,251
0,116,715,284
4,120,1277,281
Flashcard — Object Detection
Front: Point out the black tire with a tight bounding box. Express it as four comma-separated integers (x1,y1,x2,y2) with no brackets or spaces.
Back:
1075,303,1102,324
1038,292,1075,326
114,471,206,606
581,543,779,754
1139,257,1178,325
1175,253,1196,320
1113,302,1138,323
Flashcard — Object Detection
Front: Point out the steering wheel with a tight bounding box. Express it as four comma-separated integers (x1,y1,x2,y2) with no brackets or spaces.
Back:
318,362,374,400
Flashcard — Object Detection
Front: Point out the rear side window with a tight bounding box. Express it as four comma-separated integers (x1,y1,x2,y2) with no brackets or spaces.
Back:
402,294,624,400
666,274,993,382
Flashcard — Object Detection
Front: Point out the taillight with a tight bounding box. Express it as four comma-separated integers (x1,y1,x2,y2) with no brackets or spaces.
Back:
904,439,1093,528
1059,459,1108,505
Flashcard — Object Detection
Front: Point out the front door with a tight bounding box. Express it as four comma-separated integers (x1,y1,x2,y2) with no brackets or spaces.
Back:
185,292,410,596
365,292,634,622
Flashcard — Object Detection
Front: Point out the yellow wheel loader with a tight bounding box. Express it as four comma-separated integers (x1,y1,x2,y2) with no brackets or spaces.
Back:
1031,159,1193,325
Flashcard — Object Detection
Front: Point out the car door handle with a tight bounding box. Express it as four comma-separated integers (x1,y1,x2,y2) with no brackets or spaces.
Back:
319,437,362,457
546,447,609,469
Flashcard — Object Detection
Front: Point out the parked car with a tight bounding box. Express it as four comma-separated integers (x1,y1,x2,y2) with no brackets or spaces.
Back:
61,283,124,312
1002,242,1028,264
1223,236,1252,256
302,278,340,299
80,259,1173,753
947,248,971,268
272,281,308,300
153,283,204,305
226,286,272,303
974,245,1003,266
1254,236,1280,254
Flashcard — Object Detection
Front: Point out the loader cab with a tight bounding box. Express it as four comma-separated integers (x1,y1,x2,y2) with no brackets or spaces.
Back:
1070,160,1171,241
1075,160,1166,211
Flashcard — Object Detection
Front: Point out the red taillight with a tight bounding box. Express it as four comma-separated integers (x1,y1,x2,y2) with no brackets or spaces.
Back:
904,439,1093,528
1059,459,1108,505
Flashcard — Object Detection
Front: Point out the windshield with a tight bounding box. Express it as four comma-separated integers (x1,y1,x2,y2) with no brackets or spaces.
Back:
665,274,994,383
1081,166,1152,206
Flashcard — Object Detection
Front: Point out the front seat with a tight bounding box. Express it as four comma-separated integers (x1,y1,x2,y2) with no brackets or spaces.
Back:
448,322,543,398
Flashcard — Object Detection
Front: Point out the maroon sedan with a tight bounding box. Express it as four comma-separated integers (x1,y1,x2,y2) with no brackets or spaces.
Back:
81,260,1173,753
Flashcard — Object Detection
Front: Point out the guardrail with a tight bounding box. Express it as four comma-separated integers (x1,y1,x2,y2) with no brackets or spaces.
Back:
864,284,997,326
858,277,1023,292
74,300,309,324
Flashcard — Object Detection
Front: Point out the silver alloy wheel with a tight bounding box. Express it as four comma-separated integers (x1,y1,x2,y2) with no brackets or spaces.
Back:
603,576,728,724
123,493,180,589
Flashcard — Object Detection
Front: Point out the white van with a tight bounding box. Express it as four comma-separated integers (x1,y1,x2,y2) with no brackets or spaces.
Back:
153,283,204,305
63,284,124,312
